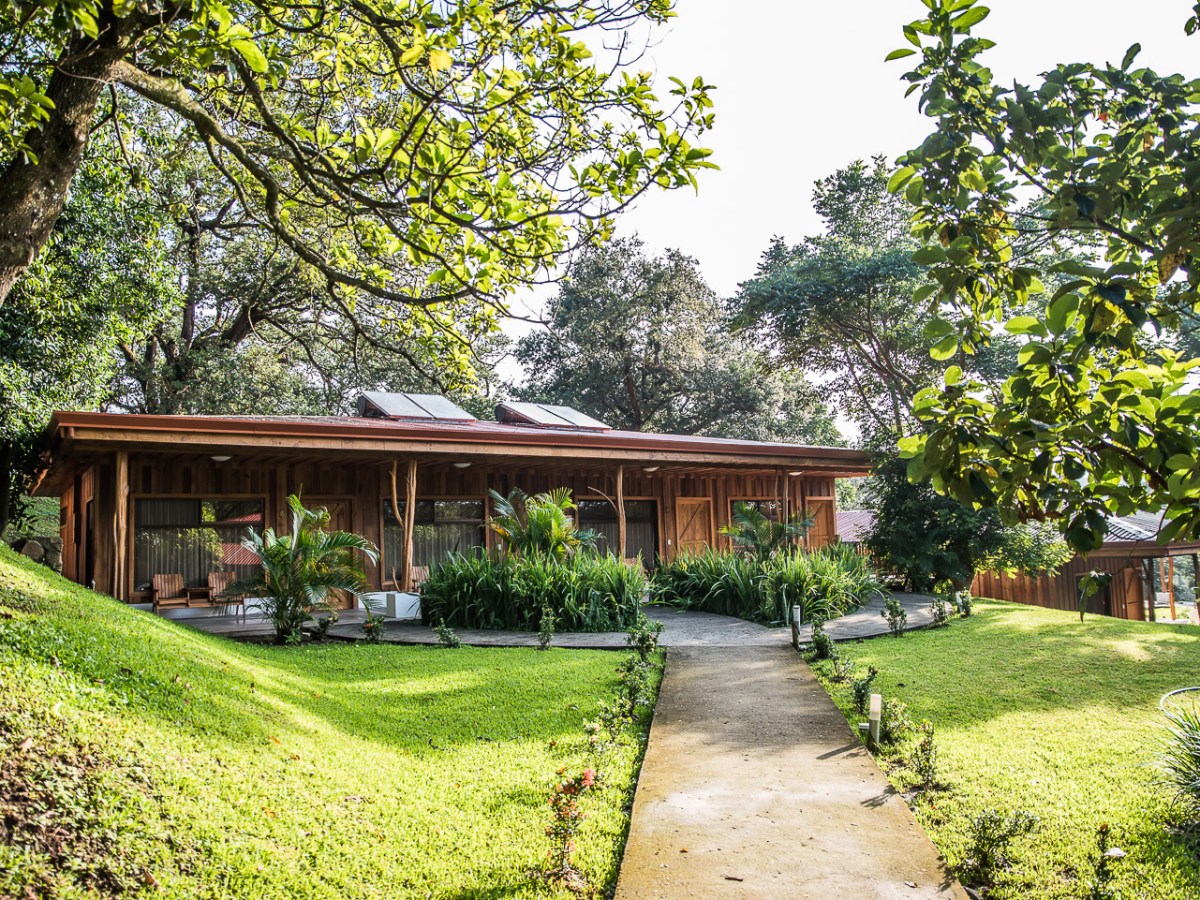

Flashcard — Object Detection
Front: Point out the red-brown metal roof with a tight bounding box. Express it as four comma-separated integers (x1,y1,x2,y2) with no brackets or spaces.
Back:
45,410,871,468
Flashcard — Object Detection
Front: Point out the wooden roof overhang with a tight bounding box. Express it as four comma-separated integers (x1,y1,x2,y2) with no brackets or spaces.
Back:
1089,539,1200,560
35,412,872,495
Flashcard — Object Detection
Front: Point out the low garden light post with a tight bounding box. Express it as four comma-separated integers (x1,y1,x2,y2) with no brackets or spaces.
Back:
868,693,882,747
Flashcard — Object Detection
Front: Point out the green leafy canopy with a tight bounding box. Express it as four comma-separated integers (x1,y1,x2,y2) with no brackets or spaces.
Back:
0,0,717,315
889,0,1200,551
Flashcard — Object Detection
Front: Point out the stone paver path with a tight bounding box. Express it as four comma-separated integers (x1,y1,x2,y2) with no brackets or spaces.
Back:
615,645,966,899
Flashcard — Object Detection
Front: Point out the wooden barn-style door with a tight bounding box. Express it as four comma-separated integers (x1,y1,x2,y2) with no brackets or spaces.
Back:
676,498,714,555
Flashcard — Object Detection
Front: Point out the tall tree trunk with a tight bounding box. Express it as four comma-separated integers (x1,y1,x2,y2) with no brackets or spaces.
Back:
0,14,140,304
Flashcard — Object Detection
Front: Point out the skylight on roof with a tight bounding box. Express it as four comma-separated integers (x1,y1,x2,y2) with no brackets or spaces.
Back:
356,392,476,423
495,401,610,431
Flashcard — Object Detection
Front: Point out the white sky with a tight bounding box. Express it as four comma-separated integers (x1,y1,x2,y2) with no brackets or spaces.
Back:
504,0,1198,342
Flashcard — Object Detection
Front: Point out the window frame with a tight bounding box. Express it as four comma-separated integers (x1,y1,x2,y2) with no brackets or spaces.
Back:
130,493,267,596
381,496,487,587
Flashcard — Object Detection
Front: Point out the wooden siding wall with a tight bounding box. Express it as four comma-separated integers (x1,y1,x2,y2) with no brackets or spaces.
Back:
971,554,1146,620
73,453,845,599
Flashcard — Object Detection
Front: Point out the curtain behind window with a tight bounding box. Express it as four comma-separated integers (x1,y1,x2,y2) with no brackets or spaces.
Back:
134,499,263,590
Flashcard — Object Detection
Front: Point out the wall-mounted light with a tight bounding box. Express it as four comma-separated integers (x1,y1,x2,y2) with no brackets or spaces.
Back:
453,461,472,469
643,466,660,473
211,455,232,463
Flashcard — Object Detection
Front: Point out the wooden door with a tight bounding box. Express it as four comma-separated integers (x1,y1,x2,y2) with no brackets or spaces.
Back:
312,498,354,609
1121,566,1145,621
806,498,836,549
676,498,714,555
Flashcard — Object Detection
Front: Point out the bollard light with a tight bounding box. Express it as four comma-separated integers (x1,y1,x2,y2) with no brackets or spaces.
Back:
868,693,882,746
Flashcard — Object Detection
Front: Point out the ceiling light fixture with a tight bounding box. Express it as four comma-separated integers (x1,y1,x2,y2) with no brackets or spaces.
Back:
643,466,660,473
453,461,472,469
211,455,232,463
787,471,802,476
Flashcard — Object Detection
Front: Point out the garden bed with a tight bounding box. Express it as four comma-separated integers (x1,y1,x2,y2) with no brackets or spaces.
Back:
811,598,1200,899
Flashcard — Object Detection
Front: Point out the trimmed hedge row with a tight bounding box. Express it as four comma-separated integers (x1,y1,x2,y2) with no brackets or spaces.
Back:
420,551,647,632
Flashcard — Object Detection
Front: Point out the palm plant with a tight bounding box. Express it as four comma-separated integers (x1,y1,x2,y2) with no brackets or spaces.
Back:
720,502,811,560
487,487,597,560
237,495,379,644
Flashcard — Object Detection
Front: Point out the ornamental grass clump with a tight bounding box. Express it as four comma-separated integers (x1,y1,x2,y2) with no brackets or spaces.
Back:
1160,699,1200,821
421,551,646,632
652,544,879,626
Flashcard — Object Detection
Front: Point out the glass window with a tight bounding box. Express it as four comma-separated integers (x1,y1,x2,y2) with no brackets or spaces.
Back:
731,499,780,522
577,499,658,564
134,499,264,591
383,499,486,577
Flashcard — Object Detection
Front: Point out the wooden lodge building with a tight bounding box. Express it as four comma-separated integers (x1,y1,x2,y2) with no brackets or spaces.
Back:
971,512,1200,622
33,393,870,607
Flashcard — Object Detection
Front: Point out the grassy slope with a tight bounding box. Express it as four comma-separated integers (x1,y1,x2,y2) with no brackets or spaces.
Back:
814,599,1200,900
0,546,648,898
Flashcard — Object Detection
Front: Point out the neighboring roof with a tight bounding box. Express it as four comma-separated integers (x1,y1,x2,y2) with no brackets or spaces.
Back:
834,508,1195,554
1104,511,1168,544
37,410,873,494
836,509,874,543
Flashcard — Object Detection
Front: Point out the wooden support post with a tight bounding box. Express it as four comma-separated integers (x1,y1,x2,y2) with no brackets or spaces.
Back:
1169,556,1177,620
1144,558,1156,622
113,451,129,602
275,465,289,535
400,459,417,592
616,464,626,560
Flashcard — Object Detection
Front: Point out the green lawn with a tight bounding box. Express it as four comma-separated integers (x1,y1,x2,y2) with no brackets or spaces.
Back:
813,599,1200,899
0,546,650,898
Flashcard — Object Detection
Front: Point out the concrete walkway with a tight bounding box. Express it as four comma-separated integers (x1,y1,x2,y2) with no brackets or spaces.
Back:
793,592,938,644
178,593,937,647
615,645,966,899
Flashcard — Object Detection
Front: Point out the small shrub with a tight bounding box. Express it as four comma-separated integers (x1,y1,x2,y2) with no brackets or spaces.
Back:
809,617,836,660
956,590,974,617
593,698,628,743
359,597,384,643
880,697,913,744
957,808,1038,886
544,767,596,893
882,595,908,637
310,609,338,640
434,618,461,649
1086,823,1125,900
830,654,856,683
852,666,879,714
910,720,938,790
930,594,949,628
616,655,654,722
626,614,663,663
538,605,556,651
1160,703,1200,819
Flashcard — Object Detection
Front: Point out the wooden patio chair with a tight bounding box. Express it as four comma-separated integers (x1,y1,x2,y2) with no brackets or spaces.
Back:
151,573,188,614
411,566,430,589
207,571,245,619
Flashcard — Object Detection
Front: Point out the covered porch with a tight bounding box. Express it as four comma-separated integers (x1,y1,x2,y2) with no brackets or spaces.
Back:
34,408,871,605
